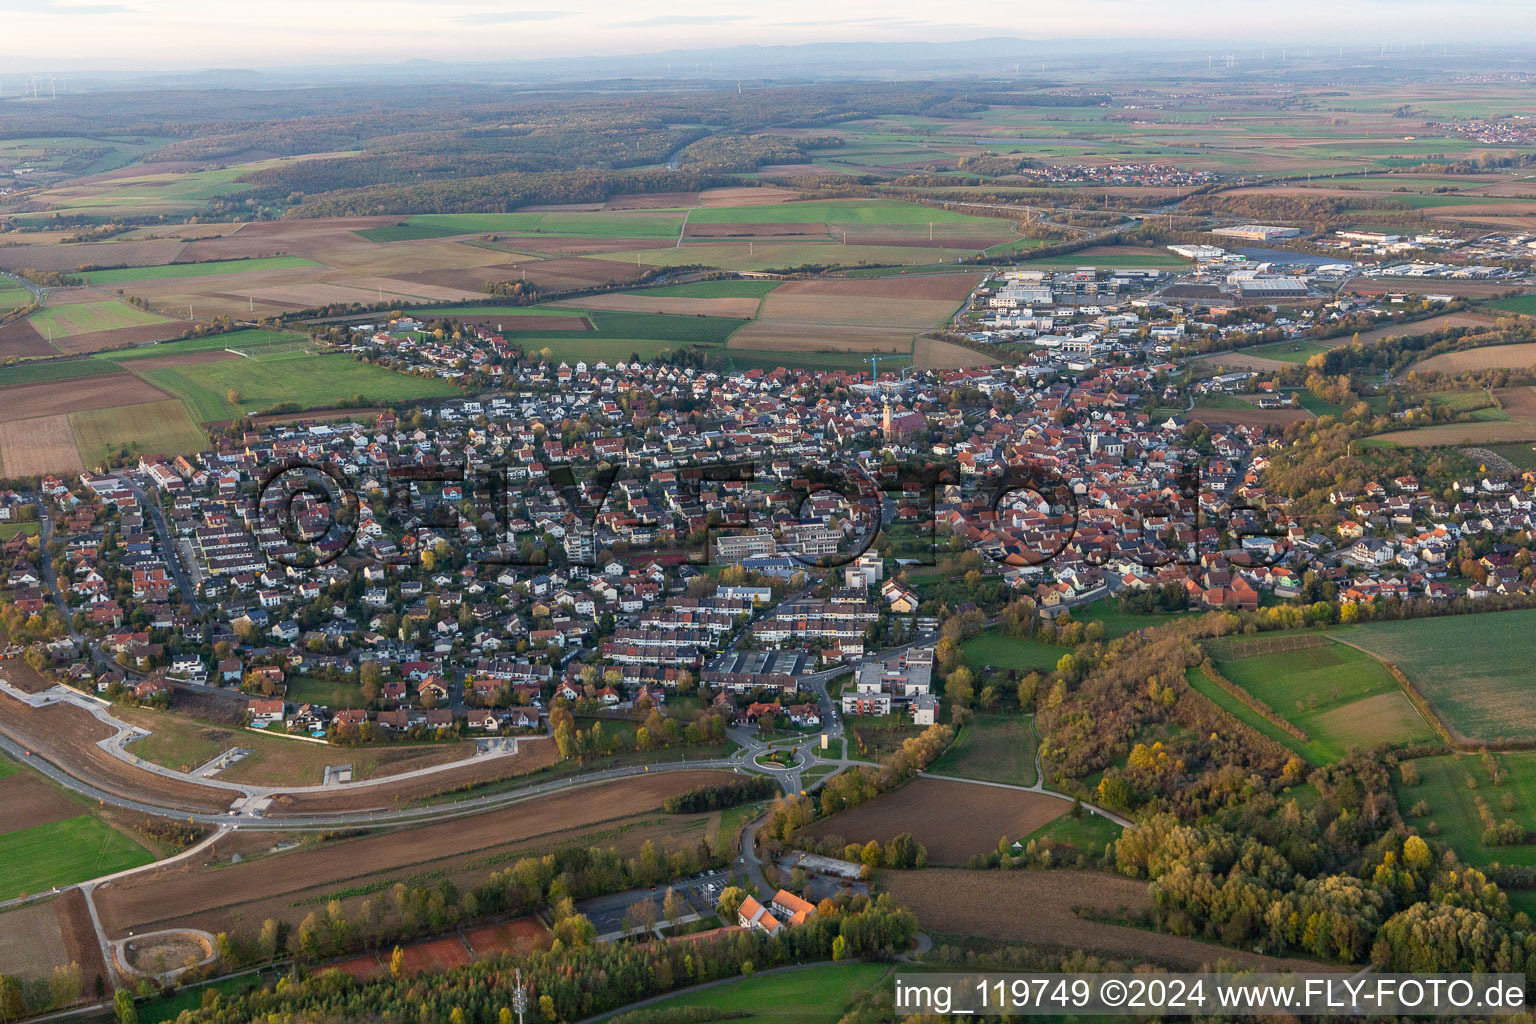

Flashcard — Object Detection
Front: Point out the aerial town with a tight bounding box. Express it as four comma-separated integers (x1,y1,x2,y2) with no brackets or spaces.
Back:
4,17,1536,1024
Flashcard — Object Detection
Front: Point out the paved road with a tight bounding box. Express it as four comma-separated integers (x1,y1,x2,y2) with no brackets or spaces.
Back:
123,477,203,615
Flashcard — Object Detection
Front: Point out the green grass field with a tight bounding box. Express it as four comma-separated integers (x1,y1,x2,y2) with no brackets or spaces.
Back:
689,199,1001,225
1490,294,1536,316
284,676,366,708
928,712,1039,786
961,629,1065,673
1022,810,1122,853
627,962,891,1024
0,358,122,388
608,243,981,271
70,399,208,468
101,328,307,362
405,211,686,238
1333,610,1536,743
1239,340,1334,363
355,223,476,243
30,300,170,338
1206,636,1436,761
0,284,32,311
80,256,320,285
0,815,155,899
138,352,460,421
1396,752,1536,867
0,522,40,541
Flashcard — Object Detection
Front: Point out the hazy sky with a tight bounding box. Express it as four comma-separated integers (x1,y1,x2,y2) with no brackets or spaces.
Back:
6,0,1536,67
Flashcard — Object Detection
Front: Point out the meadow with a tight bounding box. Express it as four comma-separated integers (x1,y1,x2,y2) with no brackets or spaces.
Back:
1332,609,1536,743
626,962,892,1024
0,815,156,899
0,358,122,388
70,400,208,468
1396,752,1536,868
80,256,321,285
927,712,1039,787
960,629,1065,673
139,352,460,421
30,301,170,338
1203,635,1436,761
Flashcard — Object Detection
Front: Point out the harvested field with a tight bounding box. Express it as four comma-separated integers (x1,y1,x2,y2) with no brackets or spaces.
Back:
696,187,800,207
515,256,656,288
0,239,184,273
1373,422,1536,446
55,887,107,986
727,321,914,354
0,373,170,421
761,287,966,327
1188,406,1311,427
1346,311,1499,347
913,336,999,369
1197,350,1307,372
479,237,676,256
1414,342,1536,375
94,770,734,937
1345,279,1517,299
177,217,400,261
51,320,196,355
800,777,1065,863
0,773,84,835
1496,386,1536,420
0,693,235,814
0,320,52,358
805,274,980,301
0,899,71,980
884,869,1326,971
0,415,84,475
605,192,699,210
2,656,55,693
549,294,761,318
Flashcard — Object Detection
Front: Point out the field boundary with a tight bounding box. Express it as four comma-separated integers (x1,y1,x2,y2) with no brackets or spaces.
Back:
1328,636,1516,753
1196,660,1310,742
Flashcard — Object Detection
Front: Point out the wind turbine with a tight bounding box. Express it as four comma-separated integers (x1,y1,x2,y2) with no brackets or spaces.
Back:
47,74,55,99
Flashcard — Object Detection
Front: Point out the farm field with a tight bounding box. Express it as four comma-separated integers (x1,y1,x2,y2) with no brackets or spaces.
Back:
79,256,321,285
0,814,156,900
927,713,1039,787
883,868,1317,970
800,776,1064,863
70,399,207,468
630,963,893,1024
0,357,121,387
92,770,736,937
1411,342,1536,375
30,299,171,338
1332,609,1536,743
1203,634,1436,761
138,351,459,421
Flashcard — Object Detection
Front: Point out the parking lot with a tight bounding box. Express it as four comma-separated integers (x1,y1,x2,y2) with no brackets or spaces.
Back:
577,868,735,936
